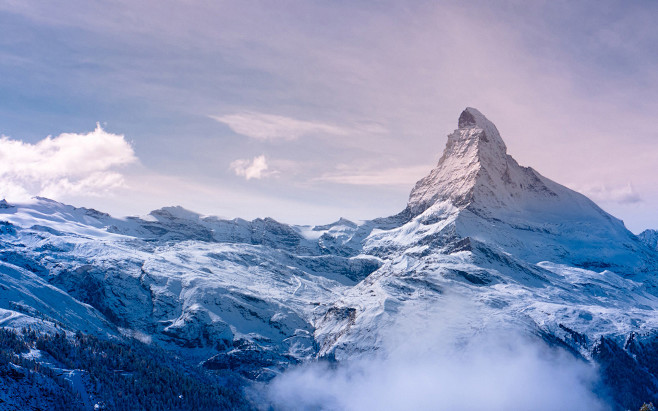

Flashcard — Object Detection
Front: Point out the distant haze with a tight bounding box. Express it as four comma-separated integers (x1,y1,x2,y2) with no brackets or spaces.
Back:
0,1,657,232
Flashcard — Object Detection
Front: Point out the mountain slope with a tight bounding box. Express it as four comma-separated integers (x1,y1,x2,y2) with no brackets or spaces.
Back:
314,108,658,409
639,229,658,251
1,108,658,410
0,198,382,382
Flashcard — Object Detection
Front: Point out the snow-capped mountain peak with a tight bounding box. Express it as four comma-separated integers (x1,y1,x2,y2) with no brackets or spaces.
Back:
398,108,657,273
457,107,507,152
408,107,548,216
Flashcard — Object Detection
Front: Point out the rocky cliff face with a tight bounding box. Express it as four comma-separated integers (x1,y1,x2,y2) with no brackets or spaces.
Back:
408,107,512,214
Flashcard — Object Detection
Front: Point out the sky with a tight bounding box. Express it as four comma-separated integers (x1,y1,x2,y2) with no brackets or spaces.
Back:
0,0,657,232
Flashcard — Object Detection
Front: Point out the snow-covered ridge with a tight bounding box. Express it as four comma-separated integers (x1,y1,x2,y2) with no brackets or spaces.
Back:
0,196,384,380
639,229,658,251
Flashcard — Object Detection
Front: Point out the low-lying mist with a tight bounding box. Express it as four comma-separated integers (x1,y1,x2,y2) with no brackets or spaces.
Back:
264,294,608,411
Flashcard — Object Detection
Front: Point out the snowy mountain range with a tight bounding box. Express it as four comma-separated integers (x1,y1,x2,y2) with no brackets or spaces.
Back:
1,108,658,410
639,229,658,252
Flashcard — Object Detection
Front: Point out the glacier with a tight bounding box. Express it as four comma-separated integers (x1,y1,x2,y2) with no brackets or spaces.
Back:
1,108,658,410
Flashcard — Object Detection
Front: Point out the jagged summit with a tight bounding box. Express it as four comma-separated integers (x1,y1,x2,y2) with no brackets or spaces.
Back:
456,107,507,152
408,107,526,215
406,107,602,220
401,108,657,273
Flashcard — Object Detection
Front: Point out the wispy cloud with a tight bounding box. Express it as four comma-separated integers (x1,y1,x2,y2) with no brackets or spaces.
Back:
318,165,431,186
0,124,136,201
576,183,642,205
211,112,350,141
230,155,271,180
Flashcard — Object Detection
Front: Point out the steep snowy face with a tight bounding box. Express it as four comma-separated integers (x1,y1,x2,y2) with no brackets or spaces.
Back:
401,108,657,273
407,107,511,215
407,107,575,220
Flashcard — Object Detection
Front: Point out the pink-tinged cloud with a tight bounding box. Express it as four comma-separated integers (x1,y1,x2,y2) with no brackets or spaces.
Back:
0,124,137,200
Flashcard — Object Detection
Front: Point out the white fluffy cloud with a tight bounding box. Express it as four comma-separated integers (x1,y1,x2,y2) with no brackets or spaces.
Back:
230,155,270,180
212,112,350,141
0,124,137,201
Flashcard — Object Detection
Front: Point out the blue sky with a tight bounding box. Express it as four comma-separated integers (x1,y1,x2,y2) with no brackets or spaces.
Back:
0,1,657,232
